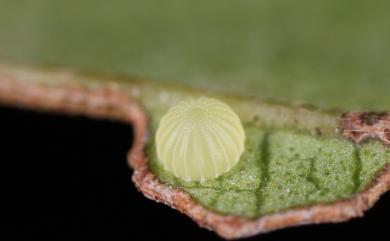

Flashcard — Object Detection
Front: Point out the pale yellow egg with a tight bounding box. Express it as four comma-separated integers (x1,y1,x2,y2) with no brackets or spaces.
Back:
155,97,245,181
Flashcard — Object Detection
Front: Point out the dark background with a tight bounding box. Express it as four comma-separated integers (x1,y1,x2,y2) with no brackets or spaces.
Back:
3,106,388,241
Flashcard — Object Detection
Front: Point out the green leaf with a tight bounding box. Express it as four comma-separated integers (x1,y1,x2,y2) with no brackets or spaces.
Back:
0,0,390,110
1,63,388,219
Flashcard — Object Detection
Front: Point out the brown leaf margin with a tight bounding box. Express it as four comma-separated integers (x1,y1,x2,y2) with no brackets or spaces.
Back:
0,74,389,240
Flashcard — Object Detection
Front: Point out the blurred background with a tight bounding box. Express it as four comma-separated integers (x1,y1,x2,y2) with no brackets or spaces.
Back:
0,0,389,110
2,1,389,241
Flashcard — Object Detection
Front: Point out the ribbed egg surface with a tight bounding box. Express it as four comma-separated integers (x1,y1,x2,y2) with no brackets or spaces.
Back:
155,97,245,181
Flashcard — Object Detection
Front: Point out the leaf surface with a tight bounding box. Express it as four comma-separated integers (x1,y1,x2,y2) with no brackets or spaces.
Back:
0,0,390,109
1,63,388,218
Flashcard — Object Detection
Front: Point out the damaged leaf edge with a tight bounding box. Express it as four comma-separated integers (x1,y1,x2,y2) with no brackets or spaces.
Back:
0,66,389,240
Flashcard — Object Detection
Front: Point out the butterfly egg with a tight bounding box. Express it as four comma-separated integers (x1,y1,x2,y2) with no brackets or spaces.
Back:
155,96,245,181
